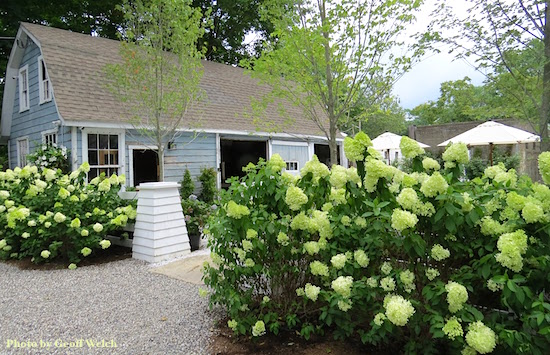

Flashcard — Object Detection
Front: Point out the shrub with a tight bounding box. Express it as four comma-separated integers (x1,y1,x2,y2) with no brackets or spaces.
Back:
181,195,212,236
198,167,217,203
0,162,136,266
204,138,550,354
180,168,194,198
27,144,70,174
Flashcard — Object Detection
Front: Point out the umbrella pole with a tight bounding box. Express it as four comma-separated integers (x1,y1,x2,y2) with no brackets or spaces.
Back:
489,143,494,166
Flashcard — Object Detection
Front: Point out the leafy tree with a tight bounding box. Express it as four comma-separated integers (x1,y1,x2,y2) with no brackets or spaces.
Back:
341,95,407,138
246,0,424,165
192,0,275,65
105,0,206,181
424,0,549,150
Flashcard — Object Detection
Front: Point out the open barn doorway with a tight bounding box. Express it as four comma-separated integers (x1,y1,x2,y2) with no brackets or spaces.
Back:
314,143,340,166
220,139,267,188
132,149,159,187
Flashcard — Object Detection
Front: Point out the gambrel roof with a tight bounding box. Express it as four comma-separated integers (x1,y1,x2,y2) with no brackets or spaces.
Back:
2,22,331,139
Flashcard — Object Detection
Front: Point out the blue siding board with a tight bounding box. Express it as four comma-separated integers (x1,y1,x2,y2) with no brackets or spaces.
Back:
9,40,62,169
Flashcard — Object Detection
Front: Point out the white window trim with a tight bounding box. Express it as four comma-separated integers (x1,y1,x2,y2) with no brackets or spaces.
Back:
17,137,29,167
37,55,52,104
82,128,125,180
18,65,29,112
41,129,58,146
285,161,299,172
128,144,159,187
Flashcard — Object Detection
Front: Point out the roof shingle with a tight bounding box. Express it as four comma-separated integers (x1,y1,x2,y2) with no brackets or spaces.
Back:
22,22,328,137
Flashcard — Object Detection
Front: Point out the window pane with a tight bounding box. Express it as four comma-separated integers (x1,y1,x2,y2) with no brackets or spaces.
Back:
99,134,109,149
99,150,109,165
109,150,118,165
88,150,98,165
88,134,97,149
88,168,98,181
109,135,118,149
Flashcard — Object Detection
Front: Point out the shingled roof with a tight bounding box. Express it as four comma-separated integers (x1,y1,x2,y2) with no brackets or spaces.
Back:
20,22,328,137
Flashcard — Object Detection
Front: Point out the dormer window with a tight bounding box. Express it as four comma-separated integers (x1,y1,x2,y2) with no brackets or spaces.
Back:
38,56,51,103
18,65,29,112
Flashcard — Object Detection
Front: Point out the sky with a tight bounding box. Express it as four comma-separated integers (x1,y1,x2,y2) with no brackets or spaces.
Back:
392,52,486,110
391,0,486,110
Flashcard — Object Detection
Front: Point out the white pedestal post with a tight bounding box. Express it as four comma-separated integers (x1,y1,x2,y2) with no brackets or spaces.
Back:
132,182,191,263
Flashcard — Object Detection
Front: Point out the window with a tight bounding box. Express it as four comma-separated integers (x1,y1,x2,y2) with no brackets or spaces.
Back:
285,161,299,172
19,65,29,112
17,138,29,167
87,133,120,181
38,56,51,103
42,131,57,146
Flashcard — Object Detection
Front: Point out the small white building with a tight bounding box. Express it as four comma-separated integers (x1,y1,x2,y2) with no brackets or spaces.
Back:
372,132,430,165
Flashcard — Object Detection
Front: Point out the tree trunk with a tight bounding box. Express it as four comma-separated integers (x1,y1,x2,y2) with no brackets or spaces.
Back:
541,1,550,151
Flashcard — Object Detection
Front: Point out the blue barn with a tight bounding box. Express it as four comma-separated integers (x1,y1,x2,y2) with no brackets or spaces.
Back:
1,23,346,190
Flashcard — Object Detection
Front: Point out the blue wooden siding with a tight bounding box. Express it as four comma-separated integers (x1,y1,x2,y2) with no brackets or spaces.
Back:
9,40,60,168
125,130,217,187
272,144,309,172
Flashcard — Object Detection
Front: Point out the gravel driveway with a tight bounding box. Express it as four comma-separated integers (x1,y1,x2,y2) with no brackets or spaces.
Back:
0,258,222,354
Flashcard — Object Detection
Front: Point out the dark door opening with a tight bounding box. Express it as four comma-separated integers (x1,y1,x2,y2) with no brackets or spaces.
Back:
133,149,159,187
314,144,340,166
221,139,267,187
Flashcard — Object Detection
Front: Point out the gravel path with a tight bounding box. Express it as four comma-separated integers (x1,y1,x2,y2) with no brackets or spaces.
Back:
0,258,223,354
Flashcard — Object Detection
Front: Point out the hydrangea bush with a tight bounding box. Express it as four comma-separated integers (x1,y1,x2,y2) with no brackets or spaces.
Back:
0,162,136,267
204,137,550,353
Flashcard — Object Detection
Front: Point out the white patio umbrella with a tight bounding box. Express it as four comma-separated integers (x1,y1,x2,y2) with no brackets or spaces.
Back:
372,132,430,164
437,121,540,164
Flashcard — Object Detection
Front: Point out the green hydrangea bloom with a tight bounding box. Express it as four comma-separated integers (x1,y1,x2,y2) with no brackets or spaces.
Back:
340,215,351,226
400,136,425,159
329,188,346,205
268,153,286,173
400,270,416,293
225,201,250,219
422,157,441,171
311,210,332,239
227,319,238,332
396,188,419,210
331,276,354,298
391,209,418,232
337,299,353,312
487,279,504,292
290,212,310,230
70,218,81,228
381,261,392,275
304,241,320,255
443,316,463,340
366,277,378,288
374,313,386,326
344,137,365,162
446,281,468,313
380,276,396,291
384,295,415,326
329,165,349,189
310,260,329,276
53,212,66,223
506,192,526,211
465,321,496,354
246,229,258,239
354,250,370,268
331,253,347,269
355,216,367,228
522,200,545,223
425,267,440,281
252,320,266,337
68,263,77,270
420,172,448,198
81,247,92,257
431,244,450,261
40,250,50,259
304,283,320,301
364,157,394,192
242,240,253,252
285,186,308,211
538,151,550,185
300,155,330,183
494,169,518,187
366,147,383,160
277,232,289,246
495,229,528,272
244,258,255,268
99,240,111,249
355,131,372,148
442,142,469,164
